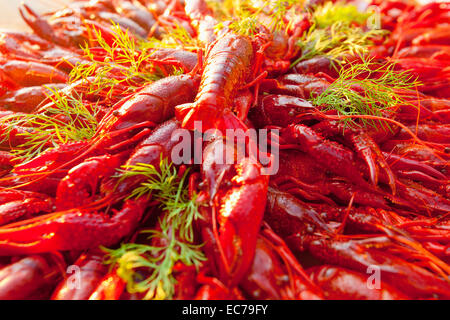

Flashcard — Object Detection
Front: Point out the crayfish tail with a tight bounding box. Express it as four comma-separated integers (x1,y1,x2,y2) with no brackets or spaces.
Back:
176,104,219,131
215,111,248,133
177,103,247,132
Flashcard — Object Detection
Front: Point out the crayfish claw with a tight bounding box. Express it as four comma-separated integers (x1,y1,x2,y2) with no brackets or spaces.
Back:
18,3,65,47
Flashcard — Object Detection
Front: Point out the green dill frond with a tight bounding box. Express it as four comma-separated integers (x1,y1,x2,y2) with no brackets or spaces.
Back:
160,23,201,49
291,21,387,67
222,13,261,36
118,158,203,241
290,0,389,67
70,21,184,99
118,158,178,200
311,56,420,129
312,1,370,29
141,22,201,51
2,88,98,160
215,0,301,35
107,158,205,299
104,224,206,300
267,0,299,32
213,0,260,35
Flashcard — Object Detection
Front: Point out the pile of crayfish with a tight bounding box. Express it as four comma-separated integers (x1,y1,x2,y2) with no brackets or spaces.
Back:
0,0,449,300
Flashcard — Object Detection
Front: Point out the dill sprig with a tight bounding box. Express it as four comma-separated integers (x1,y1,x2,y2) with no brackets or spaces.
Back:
291,21,386,67
1,88,98,160
214,0,300,35
311,56,420,129
216,13,260,36
104,223,205,300
213,0,260,35
290,1,388,67
267,0,299,32
144,22,201,50
104,158,205,300
118,159,203,240
70,22,182,99
312,1,371,29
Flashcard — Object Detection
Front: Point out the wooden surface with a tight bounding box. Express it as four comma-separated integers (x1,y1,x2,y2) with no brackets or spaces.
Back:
0,0,69,31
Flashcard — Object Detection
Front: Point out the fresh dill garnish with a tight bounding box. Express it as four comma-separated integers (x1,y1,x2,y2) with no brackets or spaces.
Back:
70,21,184,99
144,22,201,50
213,0,260,35
214,0,300,35
290,0,388,67
216,13,260,36
267,0,299,32
291,21,386,67
118,158,203,246
1,88,98,160
104,158,205,300
312,1,370,29
311,56,420,129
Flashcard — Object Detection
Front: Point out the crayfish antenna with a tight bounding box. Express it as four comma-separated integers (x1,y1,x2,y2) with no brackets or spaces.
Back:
0,197,149,255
